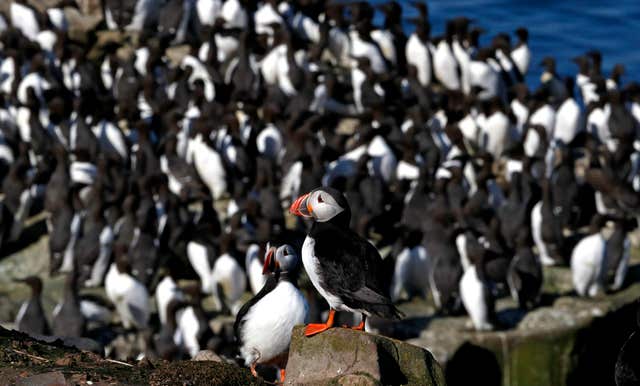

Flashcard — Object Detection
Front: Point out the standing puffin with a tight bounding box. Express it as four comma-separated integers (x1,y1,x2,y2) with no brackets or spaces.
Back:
234,244,308,382
289,187,402,336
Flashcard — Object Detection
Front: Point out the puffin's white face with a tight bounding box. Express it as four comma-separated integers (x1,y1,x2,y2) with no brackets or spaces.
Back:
289,189,344,222
275,244,298,272
262,244,299,274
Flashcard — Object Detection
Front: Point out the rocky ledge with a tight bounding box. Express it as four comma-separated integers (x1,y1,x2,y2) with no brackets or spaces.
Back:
0,325,445,386
0,327,266,386
285,326,445,385
404,251,640,386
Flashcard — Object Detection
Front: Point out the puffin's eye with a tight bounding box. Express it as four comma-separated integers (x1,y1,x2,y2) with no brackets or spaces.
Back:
318,195,324,203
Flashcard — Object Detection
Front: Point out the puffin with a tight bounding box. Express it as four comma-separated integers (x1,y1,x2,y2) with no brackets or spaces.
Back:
14,276,50,336
289,187,402,336
235,244,309,381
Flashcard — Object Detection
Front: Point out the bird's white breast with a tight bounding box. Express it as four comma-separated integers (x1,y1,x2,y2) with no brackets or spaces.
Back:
571,233,606,297
302,236,347,311
460,265,492,330
240,281,308,365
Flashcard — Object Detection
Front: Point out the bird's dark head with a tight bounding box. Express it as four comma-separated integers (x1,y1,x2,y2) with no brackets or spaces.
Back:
515,27,528,43
262,244,299,275
15,276,43,296
289,187,350,225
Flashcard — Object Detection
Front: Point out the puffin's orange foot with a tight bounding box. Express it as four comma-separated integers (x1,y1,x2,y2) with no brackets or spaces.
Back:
351,320,365,331
304,323,332,336
280,369,286,383
250,363,258,378
305,309,336,336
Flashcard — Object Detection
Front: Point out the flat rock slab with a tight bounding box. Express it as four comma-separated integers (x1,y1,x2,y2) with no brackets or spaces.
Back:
285,326,445,385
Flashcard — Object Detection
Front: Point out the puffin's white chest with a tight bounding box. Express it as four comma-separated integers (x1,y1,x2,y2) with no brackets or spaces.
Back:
240,282,308,365
301,236,347,311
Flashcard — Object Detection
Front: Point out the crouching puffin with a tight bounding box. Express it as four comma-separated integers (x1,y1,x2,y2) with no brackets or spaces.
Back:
234,244,308,382
289,187,402,337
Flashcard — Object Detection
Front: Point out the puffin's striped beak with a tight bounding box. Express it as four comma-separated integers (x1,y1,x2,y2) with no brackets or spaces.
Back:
289,193,313,217
262,247,277,274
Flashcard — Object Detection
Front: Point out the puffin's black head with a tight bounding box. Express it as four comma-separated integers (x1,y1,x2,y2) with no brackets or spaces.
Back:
289,187,350,225
262,244,299,275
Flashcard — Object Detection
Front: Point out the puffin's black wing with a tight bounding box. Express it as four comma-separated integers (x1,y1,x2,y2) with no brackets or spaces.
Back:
312,224,402,319
233,275,278,345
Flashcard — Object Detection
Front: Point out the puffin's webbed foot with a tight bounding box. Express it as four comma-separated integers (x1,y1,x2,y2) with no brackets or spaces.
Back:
350,320,365,331
304,323,332,336
304,309,336,337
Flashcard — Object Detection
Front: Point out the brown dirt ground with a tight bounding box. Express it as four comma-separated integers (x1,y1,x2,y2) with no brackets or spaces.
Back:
0,327,267,386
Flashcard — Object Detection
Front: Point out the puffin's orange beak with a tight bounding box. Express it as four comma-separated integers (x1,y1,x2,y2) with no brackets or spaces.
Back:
289,193,313,218
262,247,277,275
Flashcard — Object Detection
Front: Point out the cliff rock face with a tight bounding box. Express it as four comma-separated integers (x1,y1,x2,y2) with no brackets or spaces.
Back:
407,265,640,386
285,326,446,386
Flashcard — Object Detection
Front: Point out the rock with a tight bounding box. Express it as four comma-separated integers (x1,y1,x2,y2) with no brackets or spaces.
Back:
409,282,640,386
16,371,66,386
285,326,445,386
192,350,222,362
335,374,382,386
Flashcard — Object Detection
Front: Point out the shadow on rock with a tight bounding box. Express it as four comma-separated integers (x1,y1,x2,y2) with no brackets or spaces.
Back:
446,342,501,386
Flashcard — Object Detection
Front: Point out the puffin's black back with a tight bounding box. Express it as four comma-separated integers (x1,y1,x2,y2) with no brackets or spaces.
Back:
233,274,279,348
310,221,402,319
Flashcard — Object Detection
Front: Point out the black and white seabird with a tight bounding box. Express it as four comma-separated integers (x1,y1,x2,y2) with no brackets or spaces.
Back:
235,244,308,381
105,253,150,330
52,270,86,338
289,187,402,337
14,276,50,336
570,216,609,297
211,236,247,315
506,229,543,310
